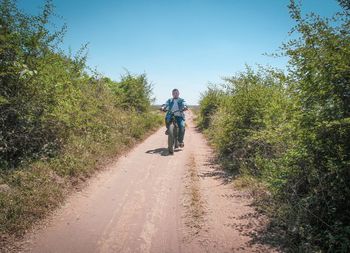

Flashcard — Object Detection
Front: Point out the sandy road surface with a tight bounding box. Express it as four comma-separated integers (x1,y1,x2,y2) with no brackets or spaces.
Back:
23,111,280,253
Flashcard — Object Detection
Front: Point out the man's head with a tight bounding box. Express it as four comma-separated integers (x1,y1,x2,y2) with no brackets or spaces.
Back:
172,88,179,99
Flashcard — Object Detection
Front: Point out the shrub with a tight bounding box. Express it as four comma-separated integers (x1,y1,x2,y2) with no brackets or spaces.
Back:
197,85,225,129
0,0,162,239
204,68,292,176
273,2,350,250
199,1,350,251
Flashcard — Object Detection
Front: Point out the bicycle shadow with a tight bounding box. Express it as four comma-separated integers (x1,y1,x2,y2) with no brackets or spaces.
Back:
145,148,182,156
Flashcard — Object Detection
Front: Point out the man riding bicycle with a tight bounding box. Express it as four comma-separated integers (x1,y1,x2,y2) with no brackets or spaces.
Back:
161,88,188,148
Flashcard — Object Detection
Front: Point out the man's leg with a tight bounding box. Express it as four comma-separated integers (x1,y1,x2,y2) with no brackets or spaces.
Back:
176,117,185,146
165,117,170,135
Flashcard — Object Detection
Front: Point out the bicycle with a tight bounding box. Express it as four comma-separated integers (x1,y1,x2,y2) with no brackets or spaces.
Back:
161,108,185,155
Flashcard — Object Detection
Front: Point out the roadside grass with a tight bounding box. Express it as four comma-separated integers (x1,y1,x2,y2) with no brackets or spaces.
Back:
0,1,166,249
0,111,163,248
183,154,206,237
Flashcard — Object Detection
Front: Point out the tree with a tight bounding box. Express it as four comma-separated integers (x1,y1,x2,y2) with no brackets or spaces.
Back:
276,1,350,251
109,72,154,113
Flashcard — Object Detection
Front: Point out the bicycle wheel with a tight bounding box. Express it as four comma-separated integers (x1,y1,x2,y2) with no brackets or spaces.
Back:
174,124,179,148
168,124,175,154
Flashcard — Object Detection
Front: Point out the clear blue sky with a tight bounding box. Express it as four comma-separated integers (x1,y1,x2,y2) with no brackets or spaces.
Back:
18,0,342,105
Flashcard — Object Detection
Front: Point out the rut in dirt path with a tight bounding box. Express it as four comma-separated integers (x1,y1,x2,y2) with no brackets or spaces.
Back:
21,111,282,253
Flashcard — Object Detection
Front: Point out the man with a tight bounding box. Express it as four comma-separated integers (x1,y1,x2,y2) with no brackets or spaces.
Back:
161,88,188,148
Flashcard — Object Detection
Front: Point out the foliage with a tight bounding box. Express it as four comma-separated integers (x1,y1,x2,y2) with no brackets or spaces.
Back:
198,1,350,251
276,1,350,251
0,0,69,168
197,85,225,129
0,0,162,239
205,68,293,176
110,72,154,113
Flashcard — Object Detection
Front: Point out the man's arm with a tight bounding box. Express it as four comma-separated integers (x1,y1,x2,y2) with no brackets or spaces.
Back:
182,99,188,111
161,99,170,111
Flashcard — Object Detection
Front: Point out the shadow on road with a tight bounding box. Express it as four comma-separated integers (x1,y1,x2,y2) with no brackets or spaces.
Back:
199,157,239,186
145,148,168,156
200,155,288,252
145,148,183,156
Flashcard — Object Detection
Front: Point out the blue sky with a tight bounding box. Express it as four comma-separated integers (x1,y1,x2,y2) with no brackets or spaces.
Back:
18,0,342,105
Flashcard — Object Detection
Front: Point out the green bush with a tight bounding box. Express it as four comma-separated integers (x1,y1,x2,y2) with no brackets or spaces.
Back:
197,85,225,129
107,72,154,113
0,0,162,239
199,1,350,251
204,68,292,176
273,2,350,251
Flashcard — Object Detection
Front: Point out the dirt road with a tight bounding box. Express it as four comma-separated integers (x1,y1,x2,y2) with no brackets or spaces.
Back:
24,111,280,253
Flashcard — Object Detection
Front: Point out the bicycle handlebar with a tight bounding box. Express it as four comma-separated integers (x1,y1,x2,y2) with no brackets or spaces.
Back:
160,108,188,113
